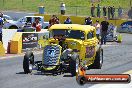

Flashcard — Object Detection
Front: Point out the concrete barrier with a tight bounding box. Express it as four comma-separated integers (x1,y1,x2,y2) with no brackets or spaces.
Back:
34,14,128,27
0,41,5,56
10,32,22,54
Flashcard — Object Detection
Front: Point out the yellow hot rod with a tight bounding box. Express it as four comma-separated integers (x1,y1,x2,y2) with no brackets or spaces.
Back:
23,24,103,77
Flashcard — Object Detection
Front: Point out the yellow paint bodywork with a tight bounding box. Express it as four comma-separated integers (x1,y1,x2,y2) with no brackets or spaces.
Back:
48,24,99,67
49,24,95,34
38,36,49,48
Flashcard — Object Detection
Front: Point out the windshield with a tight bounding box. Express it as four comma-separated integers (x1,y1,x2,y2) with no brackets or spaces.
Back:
50,29,85,40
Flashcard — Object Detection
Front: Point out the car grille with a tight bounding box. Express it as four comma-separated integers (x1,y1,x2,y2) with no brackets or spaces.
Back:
43,45,61,65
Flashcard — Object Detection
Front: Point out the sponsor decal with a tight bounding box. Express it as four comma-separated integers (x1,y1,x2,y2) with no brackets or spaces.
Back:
77,74,131,85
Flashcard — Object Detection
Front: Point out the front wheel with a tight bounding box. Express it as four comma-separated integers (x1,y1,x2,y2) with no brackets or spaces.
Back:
23,51,34,74
77,76,86,85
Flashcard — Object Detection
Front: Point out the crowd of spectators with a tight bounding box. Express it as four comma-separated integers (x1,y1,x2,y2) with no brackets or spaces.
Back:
90,3,132,20
59,2,131,20
48,15,72,28
90,4,125,19
84,16,112,45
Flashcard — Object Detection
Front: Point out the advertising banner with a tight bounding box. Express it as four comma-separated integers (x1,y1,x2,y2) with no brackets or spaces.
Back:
22,33,38,49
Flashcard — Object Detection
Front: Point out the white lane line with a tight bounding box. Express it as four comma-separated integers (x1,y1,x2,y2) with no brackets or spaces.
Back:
89,70,132,88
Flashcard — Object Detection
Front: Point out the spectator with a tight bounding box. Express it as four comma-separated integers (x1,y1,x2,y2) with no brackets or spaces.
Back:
32,20,36,30
100,17,109,45
94,20,101,40
0,12,4,23
64,17,72,24
110,6,113,18
32,22,36,28
35,18,42,32
111,6,115,19
97,4,101,18
49,15,57,28
0,12,3,18
108,23,115,38
55,17,60,24
0,17,3,43
108,6,111,19
103,6,107,16
60,2,66,15
118,6,123,19
91,4,95,17
108,23,115,32
128,7,132,19
85,17,92,25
